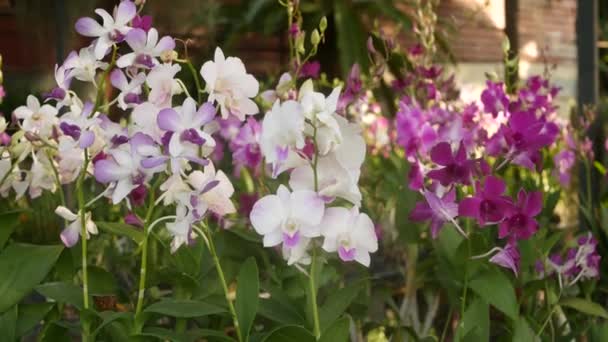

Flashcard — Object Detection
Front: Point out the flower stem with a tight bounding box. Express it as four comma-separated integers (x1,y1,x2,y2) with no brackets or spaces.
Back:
308,248,321,340
76,151,90,341
134,182,159,331
196,224,243,342
184,59,203,104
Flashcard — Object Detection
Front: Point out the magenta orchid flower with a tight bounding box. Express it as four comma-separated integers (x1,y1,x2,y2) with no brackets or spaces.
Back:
458,176,514,226
488,111,559,170
75,0,137,59
498,189,542,240
427,141,474,186
480,81,509,118
116,28,175,69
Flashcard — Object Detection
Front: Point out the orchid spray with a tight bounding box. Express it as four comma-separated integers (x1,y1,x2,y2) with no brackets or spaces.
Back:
247,2,377,339
3,0,262,339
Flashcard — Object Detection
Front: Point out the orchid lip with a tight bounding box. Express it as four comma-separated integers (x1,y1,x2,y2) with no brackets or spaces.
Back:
283,231,300,248
60,122,81,140
338,246,356,262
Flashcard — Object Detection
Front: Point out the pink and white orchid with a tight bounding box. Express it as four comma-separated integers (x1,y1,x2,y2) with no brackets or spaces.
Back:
116,28,175,69
200,47,259,120
320,206,378,267
250,185,324,250
55,206,98,247
75,0,137,59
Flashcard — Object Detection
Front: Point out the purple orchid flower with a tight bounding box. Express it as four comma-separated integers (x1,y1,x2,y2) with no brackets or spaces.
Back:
132,15,152,32
230,117,262,176
458,176,514,225
156,97,216,170
427,141,474,186
480,81,509,118
489,111,559,170
75,0,137,59
489,242,520,275
409,188,464,238
498,189,542,241
116,28,175,69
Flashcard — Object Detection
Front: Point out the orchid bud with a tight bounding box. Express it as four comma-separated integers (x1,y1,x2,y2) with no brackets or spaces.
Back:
319,16,327,32
134,0,146,5
0,132,10,146
367,36,376,54
296,34,305,54
310,29,320,46
160,50,178,63
24,132,39,142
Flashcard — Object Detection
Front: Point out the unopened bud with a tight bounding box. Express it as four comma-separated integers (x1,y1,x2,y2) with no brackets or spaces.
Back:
24,132,39,142
319,17,327,32
311,29,320,46
134,0,146,5
296,34,305,54
160,50,178,63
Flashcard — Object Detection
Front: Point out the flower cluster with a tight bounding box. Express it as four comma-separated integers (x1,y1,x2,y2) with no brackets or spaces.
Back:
401,70,563,275
538,233,601,288
250,79,378,266
4,1,260,252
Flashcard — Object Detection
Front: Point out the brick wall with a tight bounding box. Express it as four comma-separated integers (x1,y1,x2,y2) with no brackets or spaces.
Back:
435,0,577,64
0,0,578,94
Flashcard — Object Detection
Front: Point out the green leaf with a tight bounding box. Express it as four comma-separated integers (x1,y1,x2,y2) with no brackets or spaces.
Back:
333,0,369,76
258,297,305,325
512,317,537,341
594,161,606,175
319,317,350,342
263,325,315,342
235,257,259,341
319,282,364,332
455,298,488,342
88,266,118,295
139,327,236,342
15,303,54,337
559,297,608,318
35,282,84,310
0,211,22,250
0,243,64,313
92,311,131,337
469,269,518,320
144,299,225,318
96,222,144,244
0,305,17,340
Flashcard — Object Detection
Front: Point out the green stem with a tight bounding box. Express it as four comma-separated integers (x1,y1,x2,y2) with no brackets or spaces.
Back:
183,60,203,104
94,45,117,112
312,125,319,192
460,221,472,321
198,224,243,342
76,151,90,341
134,181,159,331
308,249,321,340
537,289,563,337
